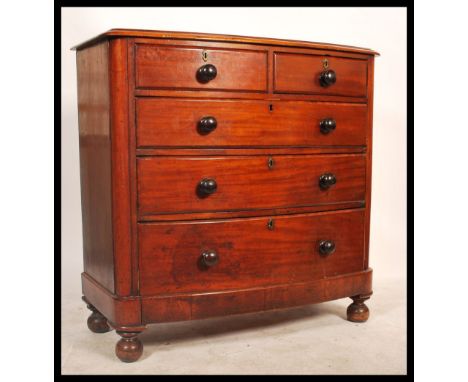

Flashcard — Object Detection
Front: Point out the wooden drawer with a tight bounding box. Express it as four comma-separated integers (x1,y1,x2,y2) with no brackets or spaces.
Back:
135,44,268,91
137,154,366,216
136,98,368,147
138,209,365,295
274,52,367,97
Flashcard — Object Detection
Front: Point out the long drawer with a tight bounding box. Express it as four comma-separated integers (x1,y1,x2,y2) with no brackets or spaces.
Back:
136,98,368,148
138,209,365,295
137,154,366,216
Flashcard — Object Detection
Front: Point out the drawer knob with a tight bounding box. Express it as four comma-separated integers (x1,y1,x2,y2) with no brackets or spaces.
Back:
197,64,217,83
319,118,336,134
319,173,337,190
319,69,336,87
319,240,336,256
197,178,217,196
201,250,219,267
198,116,218,134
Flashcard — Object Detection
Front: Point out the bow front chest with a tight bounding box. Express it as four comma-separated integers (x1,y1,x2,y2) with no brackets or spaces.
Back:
73,29,378,362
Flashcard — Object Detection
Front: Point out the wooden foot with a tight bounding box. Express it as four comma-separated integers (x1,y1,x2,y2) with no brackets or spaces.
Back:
347,294,371,322
115,328,145,363
84,298,112,333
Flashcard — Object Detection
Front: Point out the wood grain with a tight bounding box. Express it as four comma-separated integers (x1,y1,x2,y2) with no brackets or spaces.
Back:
135,43,268,91
76,41,114,293
136,98,368,147
138,209,365,295
72,28,379,56
137,154,366,215
274,53,368,97
141,268,373,322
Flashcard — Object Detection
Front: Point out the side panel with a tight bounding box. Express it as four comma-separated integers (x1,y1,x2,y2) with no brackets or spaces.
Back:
76,41,114,293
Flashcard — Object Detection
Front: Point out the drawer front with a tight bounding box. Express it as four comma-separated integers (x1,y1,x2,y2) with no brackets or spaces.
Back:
136,98,367,147
135,44,268,91
138,209,365,295
137,155,366,216
274,53,367,97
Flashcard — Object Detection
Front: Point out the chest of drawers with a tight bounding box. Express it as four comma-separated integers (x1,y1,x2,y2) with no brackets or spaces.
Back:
73,29,378,363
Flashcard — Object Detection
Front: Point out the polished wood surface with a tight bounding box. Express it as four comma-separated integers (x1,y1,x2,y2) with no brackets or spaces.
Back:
137,154,366,215
135,43,268,91
76,41,114,293
141,268,372,322
138,209,365,295
74,29,377,362
72,28,379,56
136,98,367,147
274,53,368,97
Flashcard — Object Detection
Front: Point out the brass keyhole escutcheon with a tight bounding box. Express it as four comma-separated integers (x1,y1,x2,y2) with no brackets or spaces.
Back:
202,50,208,62
268,156,275,170
267,218,275,230
322,58,329,69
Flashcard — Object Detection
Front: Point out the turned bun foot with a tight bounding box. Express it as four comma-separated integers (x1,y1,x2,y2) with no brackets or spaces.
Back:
347,294,371,323
83,298,112,333
115,331,144,363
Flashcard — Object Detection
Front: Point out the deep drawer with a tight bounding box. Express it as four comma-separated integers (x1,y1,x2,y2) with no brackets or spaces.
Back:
138,209,366,295
274,52,367,97
135,44,268,92
136,98,368,147
137,154,366,216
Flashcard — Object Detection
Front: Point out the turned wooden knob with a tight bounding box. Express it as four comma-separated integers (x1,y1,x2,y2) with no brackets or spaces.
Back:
319,69,336,87
319,240,336,256
197,178,217,196
201,250,219,267
197,64,217,83
198,116,218,134
319,173,337,190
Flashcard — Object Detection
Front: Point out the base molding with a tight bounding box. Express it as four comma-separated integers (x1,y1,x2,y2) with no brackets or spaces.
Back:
141,268,373,323
82,269,372,326
81,273,141,327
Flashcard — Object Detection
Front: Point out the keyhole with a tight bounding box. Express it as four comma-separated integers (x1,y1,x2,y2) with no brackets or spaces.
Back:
269,104,274,112
268,156,275,169
267,219,275,230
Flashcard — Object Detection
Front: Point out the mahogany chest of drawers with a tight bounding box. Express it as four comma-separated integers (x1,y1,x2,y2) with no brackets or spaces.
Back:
73,29,378,362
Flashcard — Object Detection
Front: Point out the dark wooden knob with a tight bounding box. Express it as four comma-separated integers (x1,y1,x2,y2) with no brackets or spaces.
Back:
319,240,336,256
201,250,219,267
198,178,217,195
319,118,336,134
319,173,337,190
197,64,217,83
198,116,217,134
319,69,336,87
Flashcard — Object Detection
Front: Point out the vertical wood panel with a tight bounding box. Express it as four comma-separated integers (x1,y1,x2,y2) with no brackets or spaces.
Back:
76,41,114,293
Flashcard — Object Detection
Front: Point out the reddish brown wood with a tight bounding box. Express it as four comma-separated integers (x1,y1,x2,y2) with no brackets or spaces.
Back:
83,298,112,333
136,147,366,156
137,154,366,215
138,209,365,295
347,293,371,322
274,53,368,97
115,328,145,363
74,30,377,362
109,39,134,297
363,57,375,269
76,41,115,293
135,88,368,103
72,29,379,56
137,202,364,222
135,43,268,92
81,273,141,327
136,98,367,147
141,268,372,322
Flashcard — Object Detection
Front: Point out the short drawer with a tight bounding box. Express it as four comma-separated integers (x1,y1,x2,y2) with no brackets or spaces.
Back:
138,209,365,295
136,98,368,147
274,52,367,97
135,44,268,91
137,154,366,216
